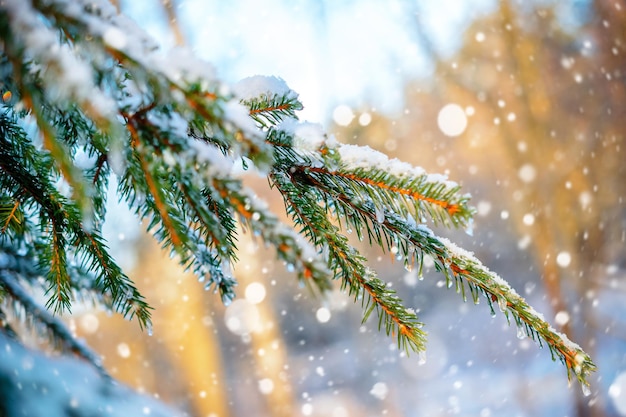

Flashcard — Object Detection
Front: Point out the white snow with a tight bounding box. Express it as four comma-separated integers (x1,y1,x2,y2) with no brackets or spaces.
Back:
223,99,261,139
116,342,131,358
73,147,98,170
554,311,571,326
338,143,437,181
224,299,262,336
476,200,492,217
0,332,181,417
336,143,460,190
4,0,117,120
102,26,128,50
155,47,216,86
276,119,327,151
358,112,372,126
522,213,535,226
188,139,235,177
78,313,100,334
233,75,297,102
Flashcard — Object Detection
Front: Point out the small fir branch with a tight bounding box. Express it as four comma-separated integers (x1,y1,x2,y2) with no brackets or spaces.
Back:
73,229,152,329
0,114,152,329
234,75,303,130
271,170,427,353
0,200,24,235
355,199,596,387
212,177,333,294
267,127,473,229
120,112,244,303
243,93,303,129
43,221,72,314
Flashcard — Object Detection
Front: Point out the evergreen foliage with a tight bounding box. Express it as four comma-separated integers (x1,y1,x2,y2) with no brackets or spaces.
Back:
0,0,595,393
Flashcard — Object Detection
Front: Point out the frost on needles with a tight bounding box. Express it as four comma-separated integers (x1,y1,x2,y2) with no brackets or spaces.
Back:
0,0,595,394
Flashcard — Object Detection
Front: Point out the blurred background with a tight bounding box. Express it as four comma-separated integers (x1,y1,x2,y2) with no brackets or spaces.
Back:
67,0,626,416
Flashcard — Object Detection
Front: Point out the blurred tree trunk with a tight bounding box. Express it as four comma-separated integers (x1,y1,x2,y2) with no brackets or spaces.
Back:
135,237,231,417
495,0,572,334
161,0,186,46
234,235,297,417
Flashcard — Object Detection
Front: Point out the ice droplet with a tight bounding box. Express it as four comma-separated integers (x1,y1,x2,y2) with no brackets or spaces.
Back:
375,206,385,224
221,294,233,307
497,296,508,312
581,383,591,397
516,326,526,339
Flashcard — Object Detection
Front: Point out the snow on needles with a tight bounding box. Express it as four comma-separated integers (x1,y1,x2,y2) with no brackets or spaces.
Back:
338,144,457,188
4,0,117,120
233,75,298,102
276,119,328,151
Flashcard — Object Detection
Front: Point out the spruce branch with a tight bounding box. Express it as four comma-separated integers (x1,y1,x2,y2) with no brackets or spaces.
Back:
271,170,427,353
0,114,152,330
246,110,596,385
0,0,596,392
0,200,23,235
267,127,473,229
235,76,303,129
212,177,332,294
346,197,596,387
244,93,303,129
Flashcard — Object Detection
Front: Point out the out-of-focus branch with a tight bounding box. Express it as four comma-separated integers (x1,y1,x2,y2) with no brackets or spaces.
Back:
162,0,186,46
